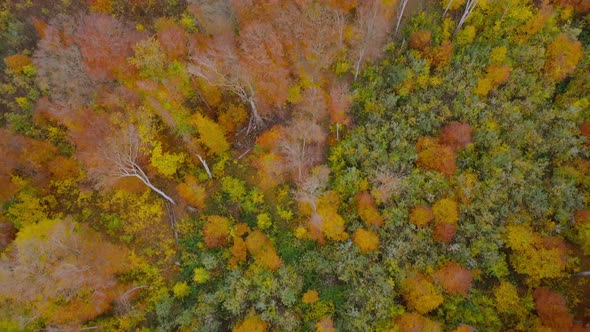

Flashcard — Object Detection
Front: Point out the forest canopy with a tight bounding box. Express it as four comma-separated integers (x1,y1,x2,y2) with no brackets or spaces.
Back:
1,0,590,331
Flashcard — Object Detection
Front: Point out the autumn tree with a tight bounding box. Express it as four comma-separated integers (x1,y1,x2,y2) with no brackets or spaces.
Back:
352,228,379,253
294,166,348,243
544,34,583,82
176,175,207,209
440,122,473,152
395,312,442,332
96,123,177,205
403,274,444,314
73,13,145,82
233,315,268,332
504,224,569,285
433,261,473,296
355,191,384,228
409,206,434,228
188,33,265,130
203,215,231,248
33,19,93,106
416,136,457,176
349,0,396,79
0,218,129,328
533,287,574,330
245,230,283,270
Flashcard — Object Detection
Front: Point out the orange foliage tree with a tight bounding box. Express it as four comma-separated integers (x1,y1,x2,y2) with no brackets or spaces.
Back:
544,33,583,82
416,136,457,176
176,175,207,210
433,261,473,297
409,29,432,52
355,191,384,228
73,13,145,82
0,218,129,327
245,230,283,270
395,312,442,332
203,215,231,249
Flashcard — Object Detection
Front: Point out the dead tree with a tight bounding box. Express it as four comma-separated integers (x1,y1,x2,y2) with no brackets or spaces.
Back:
103,125,176,205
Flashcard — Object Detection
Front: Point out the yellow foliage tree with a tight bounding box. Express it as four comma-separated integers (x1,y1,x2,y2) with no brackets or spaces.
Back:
504,224,569,285
303,289,320,304
410,206,434,227
192,113,229,156
233,316,268,332
432,198,459,225
403,274,444,314
352,228,380,253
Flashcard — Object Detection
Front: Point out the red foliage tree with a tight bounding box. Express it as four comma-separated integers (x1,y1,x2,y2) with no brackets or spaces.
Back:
433,261,473,297
533,287,574,330
73,13,146,82
433,223,457,243
0,218,129,327
0,221,16,251
440,122,473,152
157,22,188,60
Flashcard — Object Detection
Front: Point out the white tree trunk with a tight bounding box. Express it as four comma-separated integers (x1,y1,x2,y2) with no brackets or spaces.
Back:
196,153,213,179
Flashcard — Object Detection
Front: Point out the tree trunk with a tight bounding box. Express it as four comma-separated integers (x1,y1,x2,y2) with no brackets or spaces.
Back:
133,174,176,205
197,153,213,179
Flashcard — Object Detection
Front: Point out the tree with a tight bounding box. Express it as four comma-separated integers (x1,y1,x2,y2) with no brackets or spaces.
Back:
433,261,473,296
0,218,129,328
355,191,384,228
544,34,583,82
440,122,473,152
98,124,177,205
416,136,457,177
349,0,395,79
432,198,459,225
395,312,442,332
409,206,434,228
203,215,231,248
403,274,444,314
294,166,348,243
191,113,230,156
33,20,93,107
409,29,432,52
245,230,282,270
352,228,379,253
533,287,574,330
188,33,264,131
176,175,207,209
233,315,268,332
73,13,145,82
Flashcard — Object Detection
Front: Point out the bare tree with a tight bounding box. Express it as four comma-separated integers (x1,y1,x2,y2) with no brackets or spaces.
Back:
394,0,409,38
453,0,478,38
102,125,176,205
188,34,263,132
